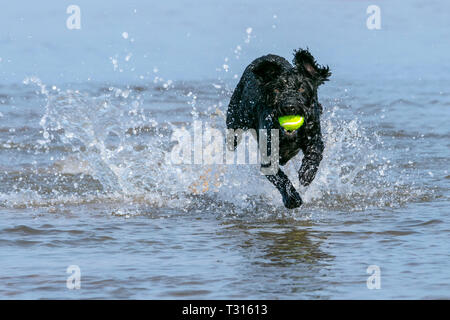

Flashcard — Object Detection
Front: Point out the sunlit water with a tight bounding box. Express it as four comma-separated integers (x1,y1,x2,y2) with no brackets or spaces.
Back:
0,0,449,299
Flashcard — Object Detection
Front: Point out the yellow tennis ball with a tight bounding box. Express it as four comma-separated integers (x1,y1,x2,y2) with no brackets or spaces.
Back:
278,115,305,131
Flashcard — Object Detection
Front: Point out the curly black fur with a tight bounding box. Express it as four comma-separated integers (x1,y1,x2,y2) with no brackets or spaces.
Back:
226,48,331,209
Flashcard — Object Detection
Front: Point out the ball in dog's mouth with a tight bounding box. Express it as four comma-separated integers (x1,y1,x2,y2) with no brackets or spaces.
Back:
278,115,304,132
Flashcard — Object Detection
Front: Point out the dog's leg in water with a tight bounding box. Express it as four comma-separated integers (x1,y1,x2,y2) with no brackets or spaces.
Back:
264,167,303,209
258,113,302,209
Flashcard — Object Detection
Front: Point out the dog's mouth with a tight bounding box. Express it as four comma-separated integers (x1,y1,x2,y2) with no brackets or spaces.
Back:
278,115,304,134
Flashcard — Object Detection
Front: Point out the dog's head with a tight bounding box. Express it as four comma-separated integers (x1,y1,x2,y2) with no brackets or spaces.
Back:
252,49,331,134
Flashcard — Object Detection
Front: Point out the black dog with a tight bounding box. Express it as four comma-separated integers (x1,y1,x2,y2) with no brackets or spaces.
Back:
226,49,331,209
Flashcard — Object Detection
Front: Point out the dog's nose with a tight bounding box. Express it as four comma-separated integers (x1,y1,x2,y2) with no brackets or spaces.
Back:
285,100,299,109
285,105,297,114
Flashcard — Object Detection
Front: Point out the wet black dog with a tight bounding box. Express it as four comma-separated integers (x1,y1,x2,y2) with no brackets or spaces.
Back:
226,49,331,209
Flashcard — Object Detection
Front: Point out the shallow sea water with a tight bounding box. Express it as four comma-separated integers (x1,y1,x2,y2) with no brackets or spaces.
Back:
0,0,449,299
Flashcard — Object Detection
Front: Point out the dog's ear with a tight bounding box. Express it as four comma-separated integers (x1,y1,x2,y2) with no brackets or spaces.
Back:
293,49,331,85
252,60,283,84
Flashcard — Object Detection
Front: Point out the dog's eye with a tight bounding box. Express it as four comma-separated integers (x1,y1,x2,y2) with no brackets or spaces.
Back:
274,89,279,94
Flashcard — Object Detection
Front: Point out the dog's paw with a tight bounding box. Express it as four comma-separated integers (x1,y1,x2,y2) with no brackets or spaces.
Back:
282,187,303,209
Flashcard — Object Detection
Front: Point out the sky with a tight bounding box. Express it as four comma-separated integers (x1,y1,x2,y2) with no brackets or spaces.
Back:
0,0,449,84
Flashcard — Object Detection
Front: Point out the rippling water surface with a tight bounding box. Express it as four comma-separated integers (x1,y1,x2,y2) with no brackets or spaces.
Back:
0,0,449,299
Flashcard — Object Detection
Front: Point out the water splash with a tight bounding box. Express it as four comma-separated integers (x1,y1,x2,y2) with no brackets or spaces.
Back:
0,77,434,216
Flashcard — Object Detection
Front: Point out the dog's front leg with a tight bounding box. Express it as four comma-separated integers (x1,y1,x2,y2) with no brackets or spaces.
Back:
258,112,302,209
264,167,303,209
299,128,324,186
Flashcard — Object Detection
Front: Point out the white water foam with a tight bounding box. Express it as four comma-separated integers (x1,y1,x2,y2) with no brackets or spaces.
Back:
0,76,429,218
